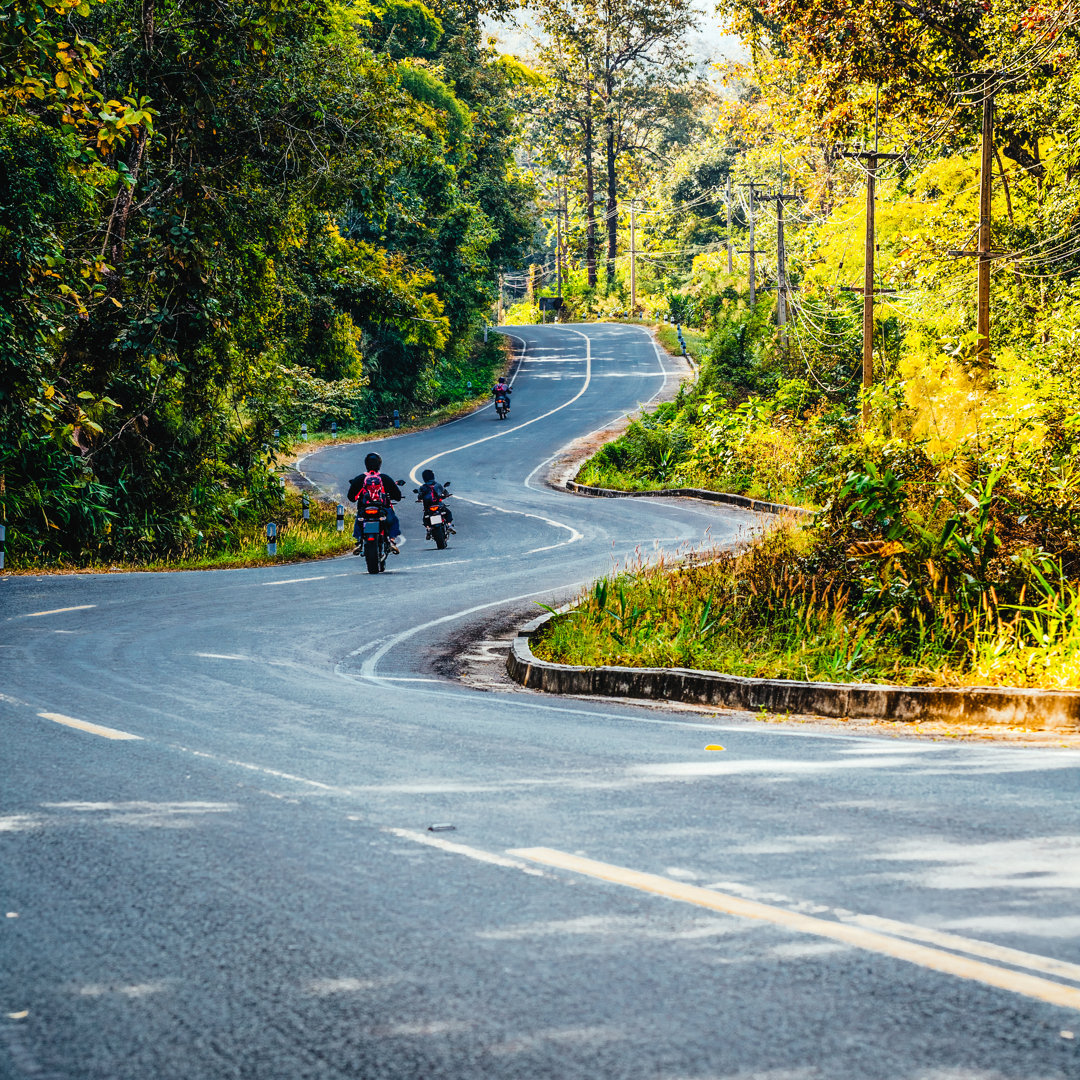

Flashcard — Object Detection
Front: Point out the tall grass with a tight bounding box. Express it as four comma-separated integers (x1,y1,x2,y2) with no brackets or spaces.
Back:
532,526,1080,689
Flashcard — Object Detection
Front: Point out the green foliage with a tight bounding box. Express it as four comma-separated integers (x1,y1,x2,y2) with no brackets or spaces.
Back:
0,0,534,567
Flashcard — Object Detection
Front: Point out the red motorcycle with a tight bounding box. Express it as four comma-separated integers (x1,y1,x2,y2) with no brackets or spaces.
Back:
357,479,405,574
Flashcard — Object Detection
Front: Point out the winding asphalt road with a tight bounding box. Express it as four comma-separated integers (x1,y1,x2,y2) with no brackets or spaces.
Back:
2,323,1080,1080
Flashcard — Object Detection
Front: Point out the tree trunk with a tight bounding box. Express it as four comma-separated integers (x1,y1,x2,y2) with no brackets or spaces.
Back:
584,108,597,288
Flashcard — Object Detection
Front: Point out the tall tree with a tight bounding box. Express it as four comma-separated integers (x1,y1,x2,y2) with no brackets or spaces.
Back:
530,0,699,290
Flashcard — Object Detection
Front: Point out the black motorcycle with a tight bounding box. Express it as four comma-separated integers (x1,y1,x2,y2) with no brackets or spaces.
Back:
415,480,454,550
494,393,510,420
358,481,406,574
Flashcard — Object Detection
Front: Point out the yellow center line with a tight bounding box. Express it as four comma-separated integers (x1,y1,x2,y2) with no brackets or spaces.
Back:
843,911,1080,986
508,847,1080,1014
38,713,142,741
22,605,96,617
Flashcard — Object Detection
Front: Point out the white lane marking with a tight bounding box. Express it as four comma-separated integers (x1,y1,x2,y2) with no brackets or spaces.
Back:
262,576,328,586
0,693,30,706
22,605,96,618
454,495,582,546
195,653,250,661
510,848,1080,1013
842,911,1080,985
38,712,142,741
373,677,444,683
345,581,589,686
408,328,592,485
176,747,347,792
385,827,545,875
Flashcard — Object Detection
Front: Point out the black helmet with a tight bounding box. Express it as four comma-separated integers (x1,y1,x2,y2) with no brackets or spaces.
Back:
421,469,435,483
364,451,382,471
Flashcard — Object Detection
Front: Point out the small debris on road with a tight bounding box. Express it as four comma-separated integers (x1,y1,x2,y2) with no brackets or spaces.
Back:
428,823,456,832
704,744,725,751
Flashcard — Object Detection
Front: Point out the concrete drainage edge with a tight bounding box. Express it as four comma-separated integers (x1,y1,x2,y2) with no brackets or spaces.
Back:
506,611,1080,731
564,480,811,519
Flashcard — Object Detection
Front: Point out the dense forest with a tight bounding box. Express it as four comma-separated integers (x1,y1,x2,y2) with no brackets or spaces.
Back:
1,0,533,564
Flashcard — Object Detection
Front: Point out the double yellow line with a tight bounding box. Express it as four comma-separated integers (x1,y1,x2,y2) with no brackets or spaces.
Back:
508,847,1080,1013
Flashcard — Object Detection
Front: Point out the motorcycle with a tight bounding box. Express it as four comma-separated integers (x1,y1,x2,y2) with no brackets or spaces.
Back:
415,480,454,550
494,393,510,420
358,480,406,574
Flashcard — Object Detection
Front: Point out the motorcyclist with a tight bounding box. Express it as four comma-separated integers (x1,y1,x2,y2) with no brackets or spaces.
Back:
348,451,404,554
417,468,455,533
492,378,512,402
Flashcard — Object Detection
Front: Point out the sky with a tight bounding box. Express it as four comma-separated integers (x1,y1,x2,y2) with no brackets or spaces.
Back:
481,3,746,68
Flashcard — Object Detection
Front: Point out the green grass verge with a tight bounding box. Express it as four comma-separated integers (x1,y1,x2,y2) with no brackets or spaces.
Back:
10,489,355,574
531,525,1080,689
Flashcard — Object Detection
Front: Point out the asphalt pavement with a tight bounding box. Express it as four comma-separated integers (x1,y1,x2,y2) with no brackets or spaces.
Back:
2,322,1079,1080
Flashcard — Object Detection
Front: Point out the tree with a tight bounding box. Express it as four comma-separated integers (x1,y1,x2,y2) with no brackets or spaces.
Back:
530,0,700,290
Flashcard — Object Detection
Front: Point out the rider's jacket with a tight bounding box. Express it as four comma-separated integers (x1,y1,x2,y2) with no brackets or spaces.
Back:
418,481,446,508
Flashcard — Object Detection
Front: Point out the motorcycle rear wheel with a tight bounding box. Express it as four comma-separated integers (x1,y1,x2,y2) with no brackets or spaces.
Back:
365,543,381,574
432,523,447,549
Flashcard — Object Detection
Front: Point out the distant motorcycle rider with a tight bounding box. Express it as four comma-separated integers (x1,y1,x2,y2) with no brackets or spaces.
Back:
492,378,512,401
417,468,454,533
348,451,404,554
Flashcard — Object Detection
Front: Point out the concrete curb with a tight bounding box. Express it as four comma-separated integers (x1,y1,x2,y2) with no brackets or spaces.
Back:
506,612,1080,731
564,480,811,519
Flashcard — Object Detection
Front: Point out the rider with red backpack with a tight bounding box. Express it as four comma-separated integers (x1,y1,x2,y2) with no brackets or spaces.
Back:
348,451,404,554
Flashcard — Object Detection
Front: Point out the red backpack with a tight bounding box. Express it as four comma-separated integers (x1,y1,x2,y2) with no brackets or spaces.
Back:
359,470,388,508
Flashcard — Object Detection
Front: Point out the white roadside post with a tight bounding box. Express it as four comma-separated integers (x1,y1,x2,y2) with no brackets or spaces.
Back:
0,524,5,570
302,494,310,521
336,504,345,532
301,422,308,441
267,523,277,556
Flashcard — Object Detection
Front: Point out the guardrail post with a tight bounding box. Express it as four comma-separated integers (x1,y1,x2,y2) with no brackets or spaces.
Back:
267,522,277,556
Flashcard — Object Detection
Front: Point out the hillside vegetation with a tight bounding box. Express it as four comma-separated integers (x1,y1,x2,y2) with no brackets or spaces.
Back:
530,0,1080,687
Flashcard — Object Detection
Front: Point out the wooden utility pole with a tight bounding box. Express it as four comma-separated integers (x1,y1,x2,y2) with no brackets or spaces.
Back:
556,205,563,302
948,83,1002,368
773,192,799,356
726,174,733,274
737,183,759,306
839,90,902,424
748,184,756,306
629,199,637,314
978,94,993,365
497,271,504,324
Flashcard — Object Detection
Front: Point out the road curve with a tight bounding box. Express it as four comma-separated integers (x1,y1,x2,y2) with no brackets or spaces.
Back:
2,323,1080,1080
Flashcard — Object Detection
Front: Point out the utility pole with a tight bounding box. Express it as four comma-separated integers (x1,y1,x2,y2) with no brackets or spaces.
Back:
556,205,563,302
773,192,799,356
839,89,901,424
978,93,993,366
726,174,733,274
737,183,759,306
748,183,756,306
497,270,504,324
629,199,637,314
948,79,1002,368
